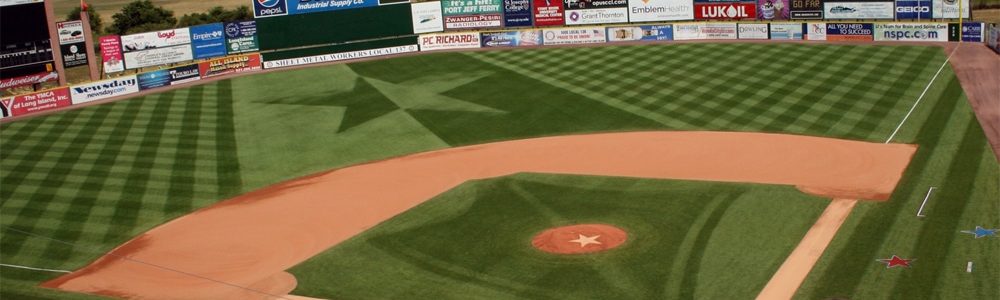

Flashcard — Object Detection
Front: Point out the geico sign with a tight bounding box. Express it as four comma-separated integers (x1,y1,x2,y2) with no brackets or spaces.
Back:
897,6,930,12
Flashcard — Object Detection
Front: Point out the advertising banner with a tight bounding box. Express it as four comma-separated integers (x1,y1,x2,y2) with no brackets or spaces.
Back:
263,45,419,69
989,24,999,54
168,64,201,84
823,2,894,19
70,75,139,104
137,69,170,91
480,30,543,47
805,22,826,40
0,87,71,117
99,36,125,73
895,0,932,19
199,54,263,78
533,0,565,26
190,23,227,59
628,0,694,22
504,0,533,27
442,0,503,29
253,0,379,18
419,32,482,51
411,1,445,33
56,20,85,45
790,0,823,19
695,2,757,19
673,22,738,39
565,0,629,25
826,22,873,41
960,22,983,42
769,22,803,39
606,25,674,42
225,21,260,54
758,0,789,20
874,23,947,41
121,28,192,52
738,23,769,39
542,27,607,45
60,43,89,68
932,0,968,18
0,71,58,90
124,45,195,69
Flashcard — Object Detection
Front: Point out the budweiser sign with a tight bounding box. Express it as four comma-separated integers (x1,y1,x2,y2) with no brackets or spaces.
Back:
695,3,757,19
0,71,58,89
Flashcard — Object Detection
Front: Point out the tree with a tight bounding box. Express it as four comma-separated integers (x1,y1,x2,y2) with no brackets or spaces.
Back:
176,6,253,27
106,0,176,35
65,5,103,35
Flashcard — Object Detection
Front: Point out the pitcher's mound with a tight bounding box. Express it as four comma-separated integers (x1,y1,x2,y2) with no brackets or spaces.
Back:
531,224,627,254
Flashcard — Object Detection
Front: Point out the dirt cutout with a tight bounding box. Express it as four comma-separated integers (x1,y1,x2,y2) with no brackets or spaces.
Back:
42,131,916,299
532,224,628,254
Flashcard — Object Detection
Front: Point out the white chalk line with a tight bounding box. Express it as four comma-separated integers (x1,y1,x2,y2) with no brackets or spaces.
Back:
0,263,70,273
916,187,937,217
884,44,960,144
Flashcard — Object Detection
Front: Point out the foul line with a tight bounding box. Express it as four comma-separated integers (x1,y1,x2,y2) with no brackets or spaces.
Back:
885,44,960,144
0,263,70,273
916,187,937,217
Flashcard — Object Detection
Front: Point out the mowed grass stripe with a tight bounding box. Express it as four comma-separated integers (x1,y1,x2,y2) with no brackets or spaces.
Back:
214,79,243,198
845,47,940,139
164,86,204,215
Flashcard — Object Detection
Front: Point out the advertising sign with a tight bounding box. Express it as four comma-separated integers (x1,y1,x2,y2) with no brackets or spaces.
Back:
565,0,629,25
628,0,694,22
480,30,543,47
168,64,201,84
895,0,932,19
769,22,803,39
224,21,260,54
199,54,263,78
790,0,823,19
0,71,58,90
533,0,565,26
190,23,227,59
960,22,983,42
823,2,894,19
124,45,195,69
673,22,739,39
0,87,71,117
826,22,873,41
0,0,54,81
138,69,170,91
121,28,192,52
989,24,999,54
805,22,826,40
70,75,139,104
419,32,482,51
60,43,89,68
758,0,789,20
504,0,533,27
99,35,125,73
738,23,770,39
932,0,968,18
411,1,445,33
56,20,85,45
442,0,503,29
542,27,607,45
606,25,674,42
874,23,947,41
695,2,757,19
263,45,419,69
253,0,379,18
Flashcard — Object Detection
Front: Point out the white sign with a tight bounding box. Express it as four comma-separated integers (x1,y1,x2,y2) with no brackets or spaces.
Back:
542,27,607,45
672,23,738,40
70,75,139,104
263,45,419,69
123,45,194,69
806,22,827,40
770,23,803,40
120,28,192,52
824,2,894,19
874,23,948,41
565,8,629,25
56,21,85,45
411,1,444,33
738,23,769,39
419,32,481,51
627,0,694,22
0,0,43,7
933,0,969,18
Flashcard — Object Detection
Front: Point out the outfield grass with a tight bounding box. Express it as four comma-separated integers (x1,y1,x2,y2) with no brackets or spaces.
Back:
1,43,996,299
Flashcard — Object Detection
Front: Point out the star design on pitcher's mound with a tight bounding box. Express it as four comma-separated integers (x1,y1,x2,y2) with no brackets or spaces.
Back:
532,224,627,254
877,255,913,268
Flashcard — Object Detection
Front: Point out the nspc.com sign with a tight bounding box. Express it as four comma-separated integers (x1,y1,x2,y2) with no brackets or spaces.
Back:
875,23,948,42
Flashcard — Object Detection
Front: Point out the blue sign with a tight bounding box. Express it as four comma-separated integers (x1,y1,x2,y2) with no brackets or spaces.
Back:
826,23,874,36
503,0,532,27
190,23,227,59
606,25,673,42
138,70,170,91
480,31,543,47
895,0,932,19
255,0,379,17
253,0,288,18
962,22,983,42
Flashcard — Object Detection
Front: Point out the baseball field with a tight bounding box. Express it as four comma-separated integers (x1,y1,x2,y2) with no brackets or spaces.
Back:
1,42,997,299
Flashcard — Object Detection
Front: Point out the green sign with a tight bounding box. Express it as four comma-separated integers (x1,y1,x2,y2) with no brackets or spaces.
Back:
441,0,502,16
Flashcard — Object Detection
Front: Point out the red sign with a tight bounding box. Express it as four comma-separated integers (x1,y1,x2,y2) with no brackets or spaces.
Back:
533,0,565,26
0,87,72,117
99,35,124,73
0,71,58,90
198,54,262,79
694,3,757,19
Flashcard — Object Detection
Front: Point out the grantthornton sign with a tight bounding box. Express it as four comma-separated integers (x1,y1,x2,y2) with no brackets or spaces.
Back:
263,45,419,69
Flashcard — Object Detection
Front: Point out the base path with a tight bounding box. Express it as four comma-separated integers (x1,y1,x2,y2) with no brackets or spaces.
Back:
43,131,916,299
